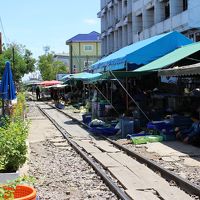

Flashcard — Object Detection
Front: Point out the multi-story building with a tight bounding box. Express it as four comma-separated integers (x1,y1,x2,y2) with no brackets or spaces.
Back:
53,53,70,69
66,31,101,73
99,0,200,57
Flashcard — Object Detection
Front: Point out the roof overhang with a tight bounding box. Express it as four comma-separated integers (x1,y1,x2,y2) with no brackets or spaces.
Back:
158,63,200,77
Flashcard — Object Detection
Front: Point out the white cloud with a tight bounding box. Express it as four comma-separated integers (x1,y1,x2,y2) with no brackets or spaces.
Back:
83,18,97,25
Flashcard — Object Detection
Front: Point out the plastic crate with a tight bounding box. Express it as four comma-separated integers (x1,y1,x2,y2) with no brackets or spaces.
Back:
120,117,134,138
90,127,119,136
147,121,173,134
147,121,166,131
55,103,65,109
82,114,92,124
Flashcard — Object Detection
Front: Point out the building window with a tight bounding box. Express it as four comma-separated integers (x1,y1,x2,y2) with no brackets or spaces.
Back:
183,0,188,11
188,34,194,41
124,0,127,7
84,45,93,51
164,1,170,20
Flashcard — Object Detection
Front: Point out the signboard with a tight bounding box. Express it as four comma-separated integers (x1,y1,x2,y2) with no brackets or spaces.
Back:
161,76,177,84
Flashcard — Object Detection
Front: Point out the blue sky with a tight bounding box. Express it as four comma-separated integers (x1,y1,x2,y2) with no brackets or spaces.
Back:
0,0,100,59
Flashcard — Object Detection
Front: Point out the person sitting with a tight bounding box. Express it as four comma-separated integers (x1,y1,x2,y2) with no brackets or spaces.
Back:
175,112,200,146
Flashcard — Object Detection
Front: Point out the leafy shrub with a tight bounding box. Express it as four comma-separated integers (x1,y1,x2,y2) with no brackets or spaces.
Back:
0,92,29,172
0,118,29,172
11,92,26,119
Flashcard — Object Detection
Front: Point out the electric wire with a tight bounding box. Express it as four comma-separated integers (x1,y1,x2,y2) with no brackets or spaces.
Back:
0,16,9,45
109,70,151,121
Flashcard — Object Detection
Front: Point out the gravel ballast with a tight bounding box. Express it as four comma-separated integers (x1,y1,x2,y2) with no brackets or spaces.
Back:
28,140,118,200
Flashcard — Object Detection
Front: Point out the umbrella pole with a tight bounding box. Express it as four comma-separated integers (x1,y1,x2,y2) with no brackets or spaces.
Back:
2,99,4,116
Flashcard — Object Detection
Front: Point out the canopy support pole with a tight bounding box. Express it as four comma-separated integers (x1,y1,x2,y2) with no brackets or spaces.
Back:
125,63,129,111
109,71,151,122
111,81,113,105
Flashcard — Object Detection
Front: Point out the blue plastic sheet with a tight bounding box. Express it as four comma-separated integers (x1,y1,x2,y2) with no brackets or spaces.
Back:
91,32,192,72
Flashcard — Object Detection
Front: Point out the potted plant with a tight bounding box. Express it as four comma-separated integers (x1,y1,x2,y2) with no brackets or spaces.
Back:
0,93,29,183
0,176,36,200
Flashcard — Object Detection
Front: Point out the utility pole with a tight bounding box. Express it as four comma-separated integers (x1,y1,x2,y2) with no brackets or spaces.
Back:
85,55,89,71
43,46,50,55
12,47,15,69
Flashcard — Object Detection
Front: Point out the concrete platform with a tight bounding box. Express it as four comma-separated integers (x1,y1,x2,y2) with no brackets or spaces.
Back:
74,140,102,153
125,189,160,200
145,141,200,157
94,141,120,153
92,153,122,168
28,119,58,143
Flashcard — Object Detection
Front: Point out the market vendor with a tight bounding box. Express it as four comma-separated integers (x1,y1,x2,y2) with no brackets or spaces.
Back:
175,112,200,146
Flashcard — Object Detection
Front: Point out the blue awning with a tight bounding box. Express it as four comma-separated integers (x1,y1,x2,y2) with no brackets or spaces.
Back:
91,31,193,73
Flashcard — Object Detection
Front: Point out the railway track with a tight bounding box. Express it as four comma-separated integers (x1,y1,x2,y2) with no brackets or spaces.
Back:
37,102,200,199
37,103,131,200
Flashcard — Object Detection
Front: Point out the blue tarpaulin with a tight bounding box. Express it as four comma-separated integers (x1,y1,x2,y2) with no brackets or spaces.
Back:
91,31,193,73
0,61,16,100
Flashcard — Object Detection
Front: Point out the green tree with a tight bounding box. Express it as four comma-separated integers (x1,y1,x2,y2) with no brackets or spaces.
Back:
0,43,36,82
38,53,66,80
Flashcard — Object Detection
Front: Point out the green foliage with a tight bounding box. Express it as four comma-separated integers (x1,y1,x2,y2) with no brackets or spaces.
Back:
0,92,29,172
0,118,29,172
12,92,26,119
0,43,36,82
38,53,66,80
0,175,35,200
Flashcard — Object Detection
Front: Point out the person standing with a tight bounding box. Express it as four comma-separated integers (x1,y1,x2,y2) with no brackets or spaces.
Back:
36,86,41,101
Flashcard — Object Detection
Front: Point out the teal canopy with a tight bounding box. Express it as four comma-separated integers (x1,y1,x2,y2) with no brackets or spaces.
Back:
63,72,102,83
91,31,192,73
71,72,101,80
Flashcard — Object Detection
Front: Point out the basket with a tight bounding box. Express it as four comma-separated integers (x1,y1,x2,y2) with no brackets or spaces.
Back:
5,185,36,200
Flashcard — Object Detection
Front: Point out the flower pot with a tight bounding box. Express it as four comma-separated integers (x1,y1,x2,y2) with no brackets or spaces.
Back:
5,185,36,200
0,171,19,184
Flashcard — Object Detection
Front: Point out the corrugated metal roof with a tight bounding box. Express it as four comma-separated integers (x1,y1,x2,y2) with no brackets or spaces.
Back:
158,62,200,76
66,31,100,43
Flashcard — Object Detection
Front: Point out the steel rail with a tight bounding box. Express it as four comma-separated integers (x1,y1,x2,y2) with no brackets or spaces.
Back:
49,103,200,197
37,104,131,200
106,137,200,197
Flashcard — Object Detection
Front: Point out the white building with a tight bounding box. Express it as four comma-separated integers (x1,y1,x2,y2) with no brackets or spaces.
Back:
99,0,200,57
53,53,70,67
